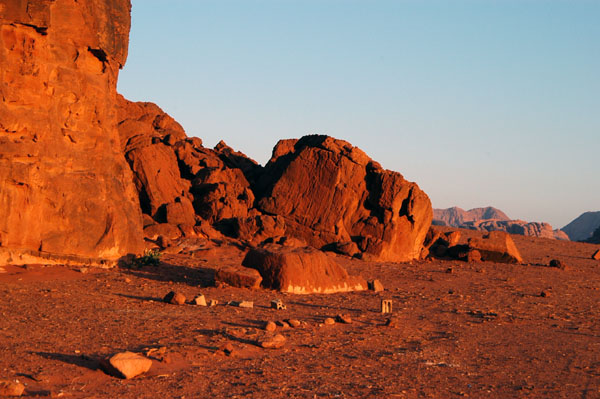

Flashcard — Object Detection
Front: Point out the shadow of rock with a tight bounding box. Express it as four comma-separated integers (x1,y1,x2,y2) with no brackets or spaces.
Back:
35,352,99,371
119,261,216,287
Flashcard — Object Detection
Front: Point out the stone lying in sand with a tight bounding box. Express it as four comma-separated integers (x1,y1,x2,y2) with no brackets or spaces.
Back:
242,245,367,294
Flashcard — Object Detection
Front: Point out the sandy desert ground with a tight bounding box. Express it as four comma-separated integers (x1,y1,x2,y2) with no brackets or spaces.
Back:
1,229,599,399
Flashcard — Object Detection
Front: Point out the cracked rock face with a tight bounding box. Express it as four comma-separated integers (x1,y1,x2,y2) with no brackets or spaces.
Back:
256,135,433,262
0,0,143,264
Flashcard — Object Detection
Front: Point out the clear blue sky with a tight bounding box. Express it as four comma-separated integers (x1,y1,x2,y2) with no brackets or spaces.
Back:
118,0,600,229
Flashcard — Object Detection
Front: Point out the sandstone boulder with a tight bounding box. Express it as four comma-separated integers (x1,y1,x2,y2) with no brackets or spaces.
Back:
467,231,523,264
105,351,152,379
0,0,144,264
242,245,367,294
256,135,432,262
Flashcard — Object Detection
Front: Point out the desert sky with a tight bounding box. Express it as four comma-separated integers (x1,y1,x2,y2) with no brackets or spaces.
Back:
118,0,599,228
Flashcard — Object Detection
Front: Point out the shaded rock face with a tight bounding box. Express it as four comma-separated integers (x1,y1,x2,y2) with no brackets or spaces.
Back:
242,245,367,294
0,0,143,264
117,96,266,243
562,211,600,242
256,135,432,262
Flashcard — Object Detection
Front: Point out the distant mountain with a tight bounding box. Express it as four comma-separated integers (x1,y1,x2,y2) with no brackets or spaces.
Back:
587,225,600,244
433,206,510,227
434,206,569,240
562,211,600,241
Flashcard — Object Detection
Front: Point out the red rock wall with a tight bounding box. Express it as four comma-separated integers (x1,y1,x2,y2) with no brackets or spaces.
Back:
0,0,143,264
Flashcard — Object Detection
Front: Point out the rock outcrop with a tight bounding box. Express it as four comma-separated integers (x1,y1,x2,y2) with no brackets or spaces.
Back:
242,245,367,294
562,211,600,242
0,0,143,265
256,135,432,262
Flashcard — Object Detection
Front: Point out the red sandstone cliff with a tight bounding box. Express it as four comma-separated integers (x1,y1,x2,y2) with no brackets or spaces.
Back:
0,0,143,265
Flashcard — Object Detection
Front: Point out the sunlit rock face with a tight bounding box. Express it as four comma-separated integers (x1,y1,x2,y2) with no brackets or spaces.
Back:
0,0,143,264
256,135,433,262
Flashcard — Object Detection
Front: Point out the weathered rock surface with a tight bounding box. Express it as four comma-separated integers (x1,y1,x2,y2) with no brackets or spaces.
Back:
256,135,432,262
242,245,367,294
0,0,144,265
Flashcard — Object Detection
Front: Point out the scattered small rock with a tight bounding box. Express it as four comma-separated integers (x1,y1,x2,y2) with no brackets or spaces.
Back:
592,249,600,260
0,380,25,397
103,352,152,379
208,299,219,307
381,299,393,314
229,300,253,308
124,277,132,283
336,314,352,324
259,334,286,349
384,317,398,328
446,267,453,274
467,249,481,262
368,279,384,292
220,342,235,355
324,317,336,325
287,319,301,328
271,299,286,310
191,294,207,306
548,259,567,270
276,320,290,329
264,321,277,332
540,291,550,298
78,267,89,274
163,291,186,305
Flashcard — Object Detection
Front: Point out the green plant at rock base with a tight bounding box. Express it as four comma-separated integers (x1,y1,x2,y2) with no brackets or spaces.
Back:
130,249,162,268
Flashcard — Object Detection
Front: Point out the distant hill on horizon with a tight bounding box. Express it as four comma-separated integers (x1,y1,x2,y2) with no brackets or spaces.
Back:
561,211,600,241
433,206,510,227
433,206,569,240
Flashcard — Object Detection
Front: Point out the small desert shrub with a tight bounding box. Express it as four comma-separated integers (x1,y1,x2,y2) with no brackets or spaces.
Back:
129,249,162,268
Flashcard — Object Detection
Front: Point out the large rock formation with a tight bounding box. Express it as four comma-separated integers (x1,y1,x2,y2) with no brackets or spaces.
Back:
562,211,600,242
0,0,143,265
256,135,432,262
